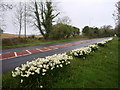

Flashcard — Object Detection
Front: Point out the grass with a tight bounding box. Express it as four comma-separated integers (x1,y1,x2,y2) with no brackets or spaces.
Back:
52,37,119,88
2,36,88,49
2,37,119,88
1,33,43,39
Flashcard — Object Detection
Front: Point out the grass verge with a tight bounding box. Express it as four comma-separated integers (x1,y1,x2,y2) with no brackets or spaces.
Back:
2,37,88,49
52,37,118,88
2,37,118,88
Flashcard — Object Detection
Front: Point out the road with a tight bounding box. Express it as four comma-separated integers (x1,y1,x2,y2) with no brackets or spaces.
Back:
1,37,110,73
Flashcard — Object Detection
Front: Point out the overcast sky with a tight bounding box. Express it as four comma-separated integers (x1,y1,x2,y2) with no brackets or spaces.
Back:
3,0,119,35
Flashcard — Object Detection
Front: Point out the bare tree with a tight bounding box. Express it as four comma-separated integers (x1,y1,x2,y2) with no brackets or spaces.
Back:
0,1,13,32
57,16,71,25
14,2,24,38
113,1,120,37
116,1,120,25
24,1,27,39
100,25,113,30
0,1,13,11
13,1,28,38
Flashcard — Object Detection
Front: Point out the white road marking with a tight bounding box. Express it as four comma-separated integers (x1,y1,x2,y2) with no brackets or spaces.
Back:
43,47,51,50
14,52,17,57
36,48,43,51
53,48,58,50
26,50,32,54
45,48,52,50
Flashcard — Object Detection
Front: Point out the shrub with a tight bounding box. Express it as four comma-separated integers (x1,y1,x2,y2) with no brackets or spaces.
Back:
49,24,80,40
28,35,36,39
82,26,115,38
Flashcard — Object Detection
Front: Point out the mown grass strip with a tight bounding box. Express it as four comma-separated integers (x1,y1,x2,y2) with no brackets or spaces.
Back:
2,37,88,49
52,37,118,88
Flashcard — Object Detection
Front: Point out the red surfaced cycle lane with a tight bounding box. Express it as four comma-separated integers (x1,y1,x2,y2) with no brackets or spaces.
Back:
0,39,96,60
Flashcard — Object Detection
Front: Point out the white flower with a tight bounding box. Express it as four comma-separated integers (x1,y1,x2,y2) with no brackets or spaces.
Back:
83,57,85,59
60,64,63,67
30,66,37,71
12,52,73,79
31,72,35,75
68,62,70,64
42,73,45,75
21,67,26,71
35,68,40,74
21,79,23,83
62,61,64,63
43,64,46,68
56,65,59,68
15,67,19,71
40,85,43,88
12,73,16,77
38,65,42,68
42,69,47,72
51,67,54,70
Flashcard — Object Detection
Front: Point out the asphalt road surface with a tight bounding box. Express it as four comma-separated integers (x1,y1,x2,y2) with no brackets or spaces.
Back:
1,37,110,73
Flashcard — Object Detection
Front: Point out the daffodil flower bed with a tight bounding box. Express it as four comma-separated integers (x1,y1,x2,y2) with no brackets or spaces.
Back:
88,44,99,52
70,47,92,58
97,37,113,46
12,53,73,88
70,37,113,58
12,37,113,88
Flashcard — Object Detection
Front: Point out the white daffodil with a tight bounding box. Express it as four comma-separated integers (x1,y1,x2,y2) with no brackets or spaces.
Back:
56,65,59,68
42,69,47,72
60,64,63,67
35,68,40,74
38,65,42,68
67,62,70,64
31,72,35,75
20,79,23,83
12,73,16,77
30,66,37,71
42,73,46,76
51,67,54,70
40,85,43,88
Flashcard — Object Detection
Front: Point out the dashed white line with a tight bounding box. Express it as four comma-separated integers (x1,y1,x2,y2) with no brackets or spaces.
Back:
14,52,17,57
26,50,32,54
36,48,43,51
53,48,58,50
45,47,53,50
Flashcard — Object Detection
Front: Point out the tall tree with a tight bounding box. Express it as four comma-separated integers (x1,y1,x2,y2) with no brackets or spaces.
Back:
14,2,24,38
0,1,13,11
100,25,113,30
24,1,27,39
82,26,90,35
0,1,13,32
28,0,59,39
113,1,120,37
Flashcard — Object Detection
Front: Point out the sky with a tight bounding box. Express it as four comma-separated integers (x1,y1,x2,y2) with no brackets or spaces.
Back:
2,0,119,35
